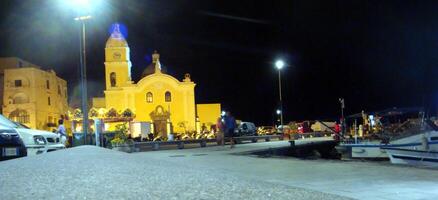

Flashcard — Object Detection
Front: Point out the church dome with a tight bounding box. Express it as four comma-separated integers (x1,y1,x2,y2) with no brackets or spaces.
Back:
106,23,128,48
141,51,167,77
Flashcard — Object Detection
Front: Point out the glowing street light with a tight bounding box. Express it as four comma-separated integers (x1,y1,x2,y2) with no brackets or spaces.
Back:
221,111,226,116
74,15,92,21
275,59,285,129
275,60,285,70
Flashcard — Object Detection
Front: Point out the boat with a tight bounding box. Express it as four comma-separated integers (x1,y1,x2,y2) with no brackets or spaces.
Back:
382,130,438,167
336,107,436,159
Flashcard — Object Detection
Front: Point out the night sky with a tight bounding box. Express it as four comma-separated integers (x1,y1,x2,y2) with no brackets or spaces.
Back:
1,0,437,125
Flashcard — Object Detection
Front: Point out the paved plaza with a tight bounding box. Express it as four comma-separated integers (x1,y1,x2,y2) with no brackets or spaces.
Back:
1,141,437,200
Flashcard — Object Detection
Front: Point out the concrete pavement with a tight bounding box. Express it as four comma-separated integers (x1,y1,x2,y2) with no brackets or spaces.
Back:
0,143,348,200
1,141,437,199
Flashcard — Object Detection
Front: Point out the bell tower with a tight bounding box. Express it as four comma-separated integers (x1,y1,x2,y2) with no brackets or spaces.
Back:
104,23,132,89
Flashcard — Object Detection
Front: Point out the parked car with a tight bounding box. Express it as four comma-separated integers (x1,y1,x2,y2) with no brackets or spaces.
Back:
0,115,65,156
235,122,257,136
257,126,276,135
0,122,27,161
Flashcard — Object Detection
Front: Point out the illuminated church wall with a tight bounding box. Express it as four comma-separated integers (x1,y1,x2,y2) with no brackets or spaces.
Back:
99,23,201,134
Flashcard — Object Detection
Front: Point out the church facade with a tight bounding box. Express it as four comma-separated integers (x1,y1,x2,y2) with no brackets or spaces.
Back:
92,24,219,136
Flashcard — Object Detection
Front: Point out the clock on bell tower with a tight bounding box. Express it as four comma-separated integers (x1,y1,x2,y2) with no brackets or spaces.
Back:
104,23,132,89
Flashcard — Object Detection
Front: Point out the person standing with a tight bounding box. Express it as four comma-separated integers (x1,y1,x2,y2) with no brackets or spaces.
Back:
216,117,224,146
334,122,341,141
224,111,236,148
57,119,67,146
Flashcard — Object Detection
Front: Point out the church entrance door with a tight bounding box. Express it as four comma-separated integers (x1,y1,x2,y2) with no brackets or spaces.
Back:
153,120,167,138
150,105,170,138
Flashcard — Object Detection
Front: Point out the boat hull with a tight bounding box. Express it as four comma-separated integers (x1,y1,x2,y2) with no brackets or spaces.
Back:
383,147,438,167
338,143,423,159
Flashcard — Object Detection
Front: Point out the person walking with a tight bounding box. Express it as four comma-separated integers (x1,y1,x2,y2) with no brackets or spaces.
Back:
216,117,224,146
224,111,236,148
57,119,67,146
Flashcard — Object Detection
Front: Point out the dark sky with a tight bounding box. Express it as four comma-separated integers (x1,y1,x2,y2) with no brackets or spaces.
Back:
1,0,438,125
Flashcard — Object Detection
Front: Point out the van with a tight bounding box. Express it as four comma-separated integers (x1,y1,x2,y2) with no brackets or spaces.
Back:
235,122,257,136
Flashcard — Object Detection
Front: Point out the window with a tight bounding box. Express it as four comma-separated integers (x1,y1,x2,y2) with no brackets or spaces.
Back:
110,72,116,87
48,97,51,105
14,80,22,87
13,93,29,104
46,80,50,89
9,109,29,123
165,91,171,102
146,92,153,103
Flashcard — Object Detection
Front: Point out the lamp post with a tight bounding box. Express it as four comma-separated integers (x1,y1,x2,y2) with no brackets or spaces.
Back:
276,109,281,125
61,0,99,144
75,14,91,145
275,60,285,129
339,98,345,135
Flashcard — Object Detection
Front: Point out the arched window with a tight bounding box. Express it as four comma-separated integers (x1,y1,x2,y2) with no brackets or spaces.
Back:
146,92,153,103
13,93,29,104
165,91,171,102
9,109,30,123
110,72,116,87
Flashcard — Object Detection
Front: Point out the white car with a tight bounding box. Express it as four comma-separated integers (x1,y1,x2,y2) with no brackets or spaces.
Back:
0,115,65,155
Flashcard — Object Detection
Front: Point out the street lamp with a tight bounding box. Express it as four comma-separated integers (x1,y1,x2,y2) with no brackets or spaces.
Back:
339,98,345,135
276,109,281,125
275,59,285,129
71,0,92,145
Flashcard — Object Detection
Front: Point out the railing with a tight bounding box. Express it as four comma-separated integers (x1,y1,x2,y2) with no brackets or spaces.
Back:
290,132,332,140
133,139,215,151
231,135,284,143
132,134,285,151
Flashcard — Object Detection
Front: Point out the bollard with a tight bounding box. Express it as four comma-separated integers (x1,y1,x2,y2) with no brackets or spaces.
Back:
200,140,207,147
178,142,184,149
290,140,295,147
153,143,160,150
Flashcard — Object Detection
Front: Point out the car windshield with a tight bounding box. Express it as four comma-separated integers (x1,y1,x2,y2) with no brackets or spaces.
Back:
0,114,19,128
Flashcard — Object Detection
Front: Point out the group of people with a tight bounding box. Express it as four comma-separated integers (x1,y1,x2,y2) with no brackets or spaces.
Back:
216,111,236,148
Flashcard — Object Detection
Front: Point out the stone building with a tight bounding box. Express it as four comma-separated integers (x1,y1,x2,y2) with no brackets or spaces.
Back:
1,57,68,130
0,57,38,113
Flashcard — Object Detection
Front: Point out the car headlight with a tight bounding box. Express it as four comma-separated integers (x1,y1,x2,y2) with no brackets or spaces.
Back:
33,135,46,145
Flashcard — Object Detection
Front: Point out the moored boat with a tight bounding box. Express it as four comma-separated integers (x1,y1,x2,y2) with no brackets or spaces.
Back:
337,107,437,159
382,130,438,167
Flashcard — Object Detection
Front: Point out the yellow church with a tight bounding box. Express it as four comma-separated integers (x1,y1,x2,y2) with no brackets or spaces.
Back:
91,24,220,137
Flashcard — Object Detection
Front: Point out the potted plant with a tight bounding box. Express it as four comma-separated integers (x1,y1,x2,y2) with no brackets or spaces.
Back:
110,123,134,153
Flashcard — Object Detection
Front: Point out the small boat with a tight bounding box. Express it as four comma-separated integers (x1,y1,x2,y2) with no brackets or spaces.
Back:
336,107,435,159
382,131,438,167
337,141,424,159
